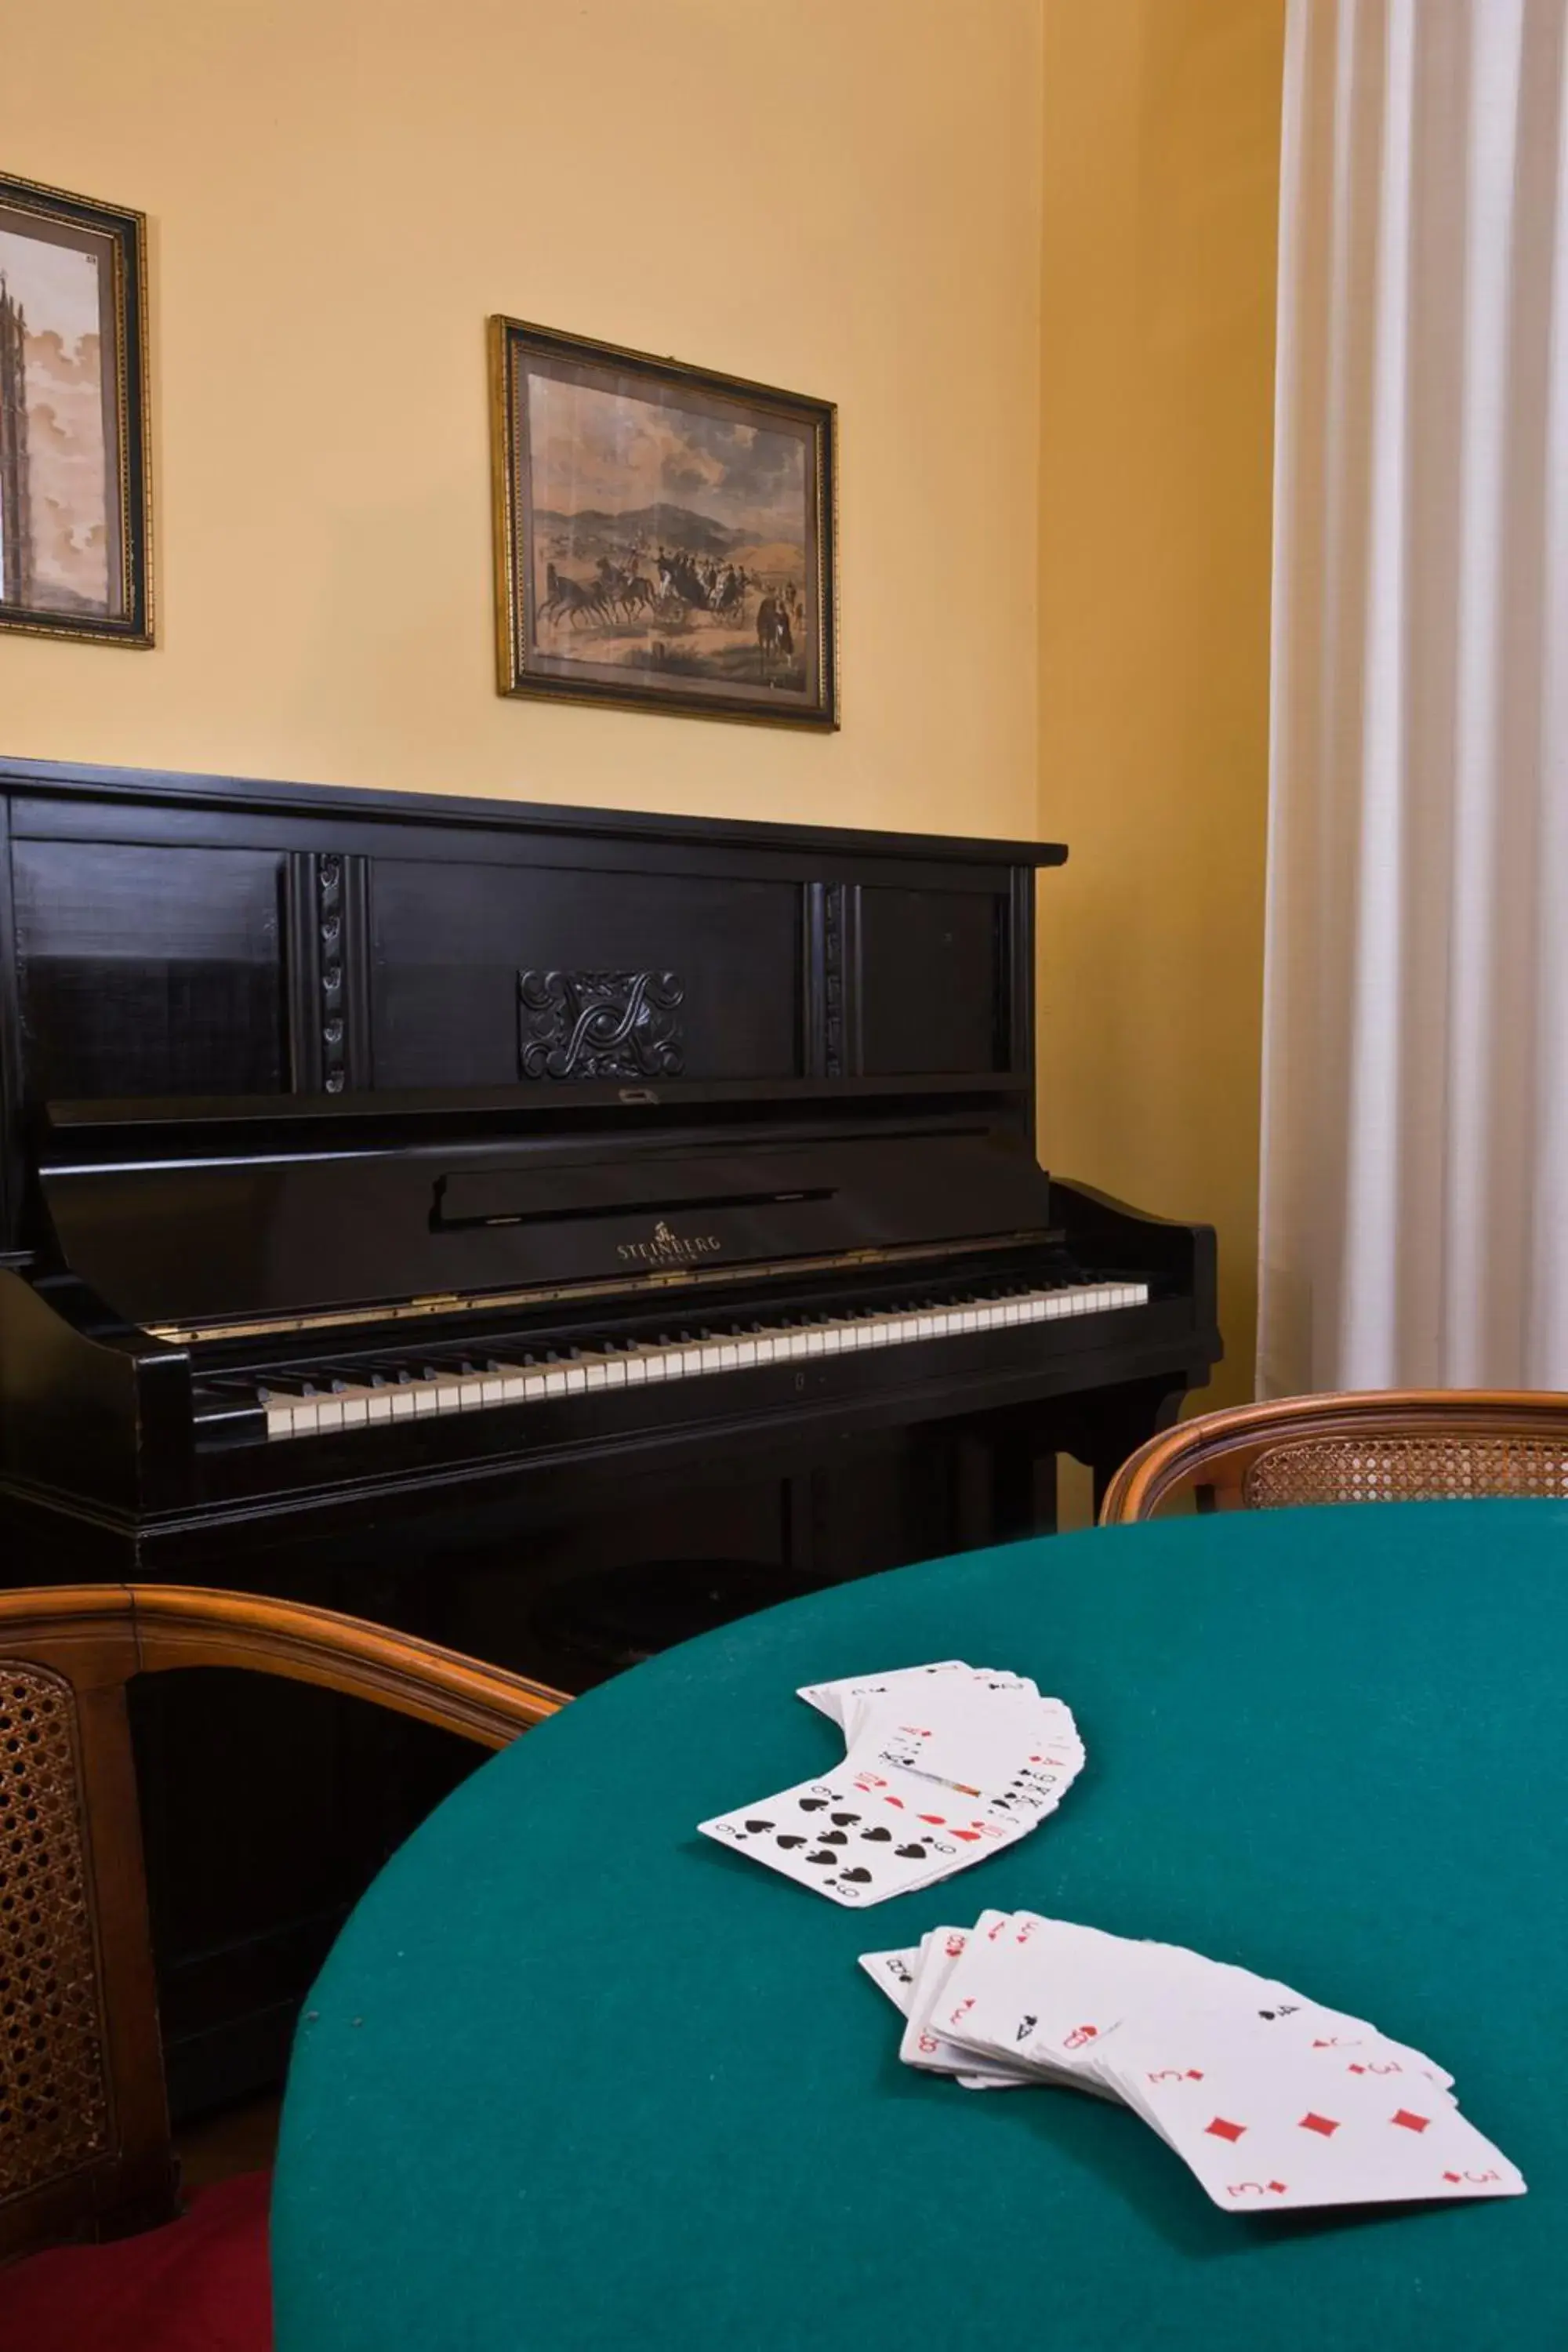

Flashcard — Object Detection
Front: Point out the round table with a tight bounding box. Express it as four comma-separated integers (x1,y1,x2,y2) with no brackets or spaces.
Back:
270,1501,1567,2350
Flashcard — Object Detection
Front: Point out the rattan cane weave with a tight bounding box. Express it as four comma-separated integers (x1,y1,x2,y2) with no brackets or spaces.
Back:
0,1584,564,2261
0,1662,109,2200
1098,1390,1568,1523
1244,1435,1568,1509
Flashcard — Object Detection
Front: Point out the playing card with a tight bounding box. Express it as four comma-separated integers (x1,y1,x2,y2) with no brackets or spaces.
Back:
797,1661,973,1735
706,1659,1080,1904
699,1765,1025,1906
851,1686,1083,1822
936,1913,1303,2089
868,1906,1514,2216
1101,2013,1523,2211
1176,1996,1455,2096
857,1946,922,2016
834,1761,1035,1876
898,1918,1035,2091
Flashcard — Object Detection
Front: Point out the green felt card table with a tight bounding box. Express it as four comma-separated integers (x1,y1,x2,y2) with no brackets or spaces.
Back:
270,1500,1566,2350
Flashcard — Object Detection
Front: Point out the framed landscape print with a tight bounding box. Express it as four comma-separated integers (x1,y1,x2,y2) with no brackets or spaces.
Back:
491,318,836,727
0,172,151,645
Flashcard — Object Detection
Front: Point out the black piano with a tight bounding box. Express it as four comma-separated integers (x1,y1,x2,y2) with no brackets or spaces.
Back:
0,754,1219,2114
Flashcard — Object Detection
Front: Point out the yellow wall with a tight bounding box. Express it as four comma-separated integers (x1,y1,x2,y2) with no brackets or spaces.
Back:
0,0,1043,840
1038,0,1285,1407
5,0,1287,1414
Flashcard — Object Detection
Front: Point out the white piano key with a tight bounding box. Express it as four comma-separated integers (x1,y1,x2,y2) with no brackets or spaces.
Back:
252,1272,1157,1441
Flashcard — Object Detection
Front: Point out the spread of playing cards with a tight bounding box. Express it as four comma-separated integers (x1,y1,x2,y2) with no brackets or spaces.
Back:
860,1909,1526,2214
697,1661,1083,1905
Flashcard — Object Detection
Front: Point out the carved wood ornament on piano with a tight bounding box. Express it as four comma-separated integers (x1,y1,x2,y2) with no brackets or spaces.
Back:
0,757,1219,2116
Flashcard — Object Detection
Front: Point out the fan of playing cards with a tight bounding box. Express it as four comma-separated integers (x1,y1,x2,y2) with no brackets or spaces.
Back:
698,1661,1083,1907
861,1909,1526,2213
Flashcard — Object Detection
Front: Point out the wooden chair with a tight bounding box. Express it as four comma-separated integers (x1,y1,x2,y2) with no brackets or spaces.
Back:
1098,1389,1568,1522
0,1584,565,2266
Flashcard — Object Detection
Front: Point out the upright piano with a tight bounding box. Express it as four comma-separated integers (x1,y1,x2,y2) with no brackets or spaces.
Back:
0,756,1219,2111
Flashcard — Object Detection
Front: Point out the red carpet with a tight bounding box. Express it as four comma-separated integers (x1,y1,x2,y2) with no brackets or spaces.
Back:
0,2172,271,2352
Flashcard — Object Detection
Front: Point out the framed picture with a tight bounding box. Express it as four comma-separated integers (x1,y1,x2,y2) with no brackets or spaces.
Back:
0,171,151,646
491,318,836,728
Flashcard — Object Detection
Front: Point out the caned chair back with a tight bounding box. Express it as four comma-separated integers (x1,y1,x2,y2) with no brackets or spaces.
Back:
0,1584,564,2263
1098,1390,1568,1523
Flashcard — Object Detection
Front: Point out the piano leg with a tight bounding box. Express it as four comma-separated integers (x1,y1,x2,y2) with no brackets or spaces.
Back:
781,1471,829,1581
955,1420,1058,1548
1064,1378,1190,1519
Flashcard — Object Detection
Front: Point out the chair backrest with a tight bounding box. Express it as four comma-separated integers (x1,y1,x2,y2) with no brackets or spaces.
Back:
1098,1389,1568,1522
0,1584,564,2263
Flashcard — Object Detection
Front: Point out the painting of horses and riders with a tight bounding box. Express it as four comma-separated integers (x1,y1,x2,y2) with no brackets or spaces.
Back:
492,319,837,726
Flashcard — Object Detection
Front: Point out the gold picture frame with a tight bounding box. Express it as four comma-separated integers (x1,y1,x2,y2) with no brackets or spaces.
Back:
0,169,152,647
491,317,837,728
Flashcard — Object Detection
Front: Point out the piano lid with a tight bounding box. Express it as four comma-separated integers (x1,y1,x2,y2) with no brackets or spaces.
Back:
38,1098,1060,1336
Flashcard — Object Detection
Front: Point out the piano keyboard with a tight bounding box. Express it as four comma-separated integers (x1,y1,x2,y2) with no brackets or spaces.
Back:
229,1279,1150,1442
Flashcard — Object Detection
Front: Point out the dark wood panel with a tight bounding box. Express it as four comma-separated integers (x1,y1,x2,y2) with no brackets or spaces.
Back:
1,754,1066,872
858,887,1004,1075
0,798,24,1245
371,858,802,1087
13,794,1028,897
13,840,285,1102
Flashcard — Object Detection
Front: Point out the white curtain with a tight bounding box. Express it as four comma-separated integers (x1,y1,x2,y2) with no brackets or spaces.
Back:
1259,0,1568,1395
